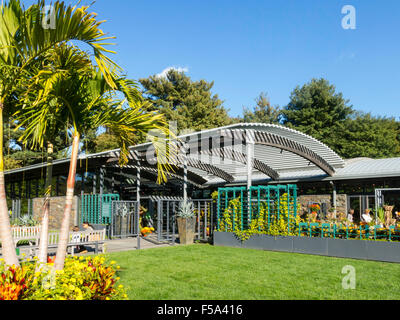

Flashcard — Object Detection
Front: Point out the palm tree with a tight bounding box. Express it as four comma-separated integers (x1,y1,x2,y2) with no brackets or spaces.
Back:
0,0,120,266
14,44,93,264
53,72,175,271
17,57,176,269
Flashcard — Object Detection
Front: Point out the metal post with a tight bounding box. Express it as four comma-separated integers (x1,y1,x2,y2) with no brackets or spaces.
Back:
157,200,161,242
246,131,254,226
93,173,97,195
246,142,254,191
100,166,105,195
331,181,337,215
137,164,141,249
183,154,188,202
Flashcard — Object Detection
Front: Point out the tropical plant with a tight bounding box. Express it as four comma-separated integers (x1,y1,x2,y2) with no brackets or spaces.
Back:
18,62,175,270
177,201,195,219
0,255,126,300
0,0,121,267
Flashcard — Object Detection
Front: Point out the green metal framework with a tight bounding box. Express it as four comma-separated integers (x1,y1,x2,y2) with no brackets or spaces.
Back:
217,185,298,232
298,222,400,241
80,194,120,225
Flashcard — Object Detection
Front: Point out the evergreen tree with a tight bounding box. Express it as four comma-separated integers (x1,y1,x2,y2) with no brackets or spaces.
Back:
139,69,232,132
335,112,400,159
242,92,281,124
282,78,354,150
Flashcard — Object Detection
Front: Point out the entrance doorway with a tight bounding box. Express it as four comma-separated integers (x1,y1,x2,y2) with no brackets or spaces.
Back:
347,195,375,223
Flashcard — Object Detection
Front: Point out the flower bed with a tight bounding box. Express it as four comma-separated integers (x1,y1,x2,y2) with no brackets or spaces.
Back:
214,232,400,263
0,255,127,300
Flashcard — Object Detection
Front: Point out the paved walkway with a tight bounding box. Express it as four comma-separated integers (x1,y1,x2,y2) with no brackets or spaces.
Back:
5,236,173,260
104,237,172,253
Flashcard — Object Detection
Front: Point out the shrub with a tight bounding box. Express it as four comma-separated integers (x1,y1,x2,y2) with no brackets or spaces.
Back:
0,256,127,300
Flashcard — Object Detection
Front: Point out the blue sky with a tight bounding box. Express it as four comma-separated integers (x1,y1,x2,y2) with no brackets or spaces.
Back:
33,0,400,119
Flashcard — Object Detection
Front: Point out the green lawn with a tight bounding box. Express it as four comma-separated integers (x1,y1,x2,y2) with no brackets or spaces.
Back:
109,244,400,300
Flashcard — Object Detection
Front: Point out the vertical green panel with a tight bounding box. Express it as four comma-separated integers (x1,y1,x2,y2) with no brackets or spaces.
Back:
267,188,271,229
232,190,236,231
257,187,261,231
277,188,280,222
287,186,290,233
225,190,228,230
249,187,252,227
217,189,220,230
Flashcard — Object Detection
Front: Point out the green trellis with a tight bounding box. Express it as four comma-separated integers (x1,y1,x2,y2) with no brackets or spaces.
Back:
80,194,120,225
217,185,298,232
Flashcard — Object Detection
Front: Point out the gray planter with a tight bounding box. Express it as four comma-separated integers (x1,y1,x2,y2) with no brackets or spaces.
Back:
213,231,242,248
246,234,276,251
273,235,293,252
214,232,400,263
293,236,328,255
366,240,400,263
327,238,368,260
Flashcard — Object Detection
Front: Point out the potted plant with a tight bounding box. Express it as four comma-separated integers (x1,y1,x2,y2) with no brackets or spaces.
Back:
176,201,196,245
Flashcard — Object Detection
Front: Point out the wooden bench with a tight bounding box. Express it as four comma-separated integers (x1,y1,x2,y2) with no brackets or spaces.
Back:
12,226,41,246
9,227,106,258
65,229,107,256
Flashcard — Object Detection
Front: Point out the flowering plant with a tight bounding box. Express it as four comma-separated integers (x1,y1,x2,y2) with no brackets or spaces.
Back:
309,204,320,213
0,255,127,300
141,227,154,236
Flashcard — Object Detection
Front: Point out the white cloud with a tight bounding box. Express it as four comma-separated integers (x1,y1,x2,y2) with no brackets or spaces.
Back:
156,66,189,78
337,52,356,62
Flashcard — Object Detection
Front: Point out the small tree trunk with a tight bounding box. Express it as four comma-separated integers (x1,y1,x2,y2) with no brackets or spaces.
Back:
37,142,54,265
54,133,80,270
0,106,19,267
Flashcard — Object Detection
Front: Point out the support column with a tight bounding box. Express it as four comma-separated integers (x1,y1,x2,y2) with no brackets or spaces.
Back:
136,163,141,250
99,166,105,195
183,154,188,202
331,181,337,216
246,131,255,191
93,172,97,195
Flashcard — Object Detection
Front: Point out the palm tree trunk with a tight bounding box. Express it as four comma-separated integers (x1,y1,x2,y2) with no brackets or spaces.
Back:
54,133,80,270
0,106,19,267
37,142,54,265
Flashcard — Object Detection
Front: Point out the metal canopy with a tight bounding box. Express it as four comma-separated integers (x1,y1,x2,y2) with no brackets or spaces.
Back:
4,123,345,188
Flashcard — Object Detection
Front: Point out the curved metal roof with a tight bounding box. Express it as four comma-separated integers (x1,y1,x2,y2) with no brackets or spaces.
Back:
4,123,348,187
121,123,346,186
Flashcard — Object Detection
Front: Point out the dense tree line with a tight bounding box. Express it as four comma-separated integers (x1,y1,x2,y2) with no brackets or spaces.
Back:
6,72,399,168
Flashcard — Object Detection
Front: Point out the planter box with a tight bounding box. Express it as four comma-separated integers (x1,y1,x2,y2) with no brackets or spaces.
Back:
246,234,276,251
366,241,400,263
293,236,328,255
273,236,293,252
327,238,368,260
213,231,242,248
214,232,400,263
177,217,196,245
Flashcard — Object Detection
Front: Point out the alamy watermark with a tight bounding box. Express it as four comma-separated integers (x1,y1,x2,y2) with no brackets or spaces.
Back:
341,265,356,290
342,5,356,30
42,5,56,30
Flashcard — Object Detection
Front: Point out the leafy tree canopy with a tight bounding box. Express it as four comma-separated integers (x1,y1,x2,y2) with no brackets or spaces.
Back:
335,112,400,159
139,69,232,132
282,78,354,146
242,92,281,124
